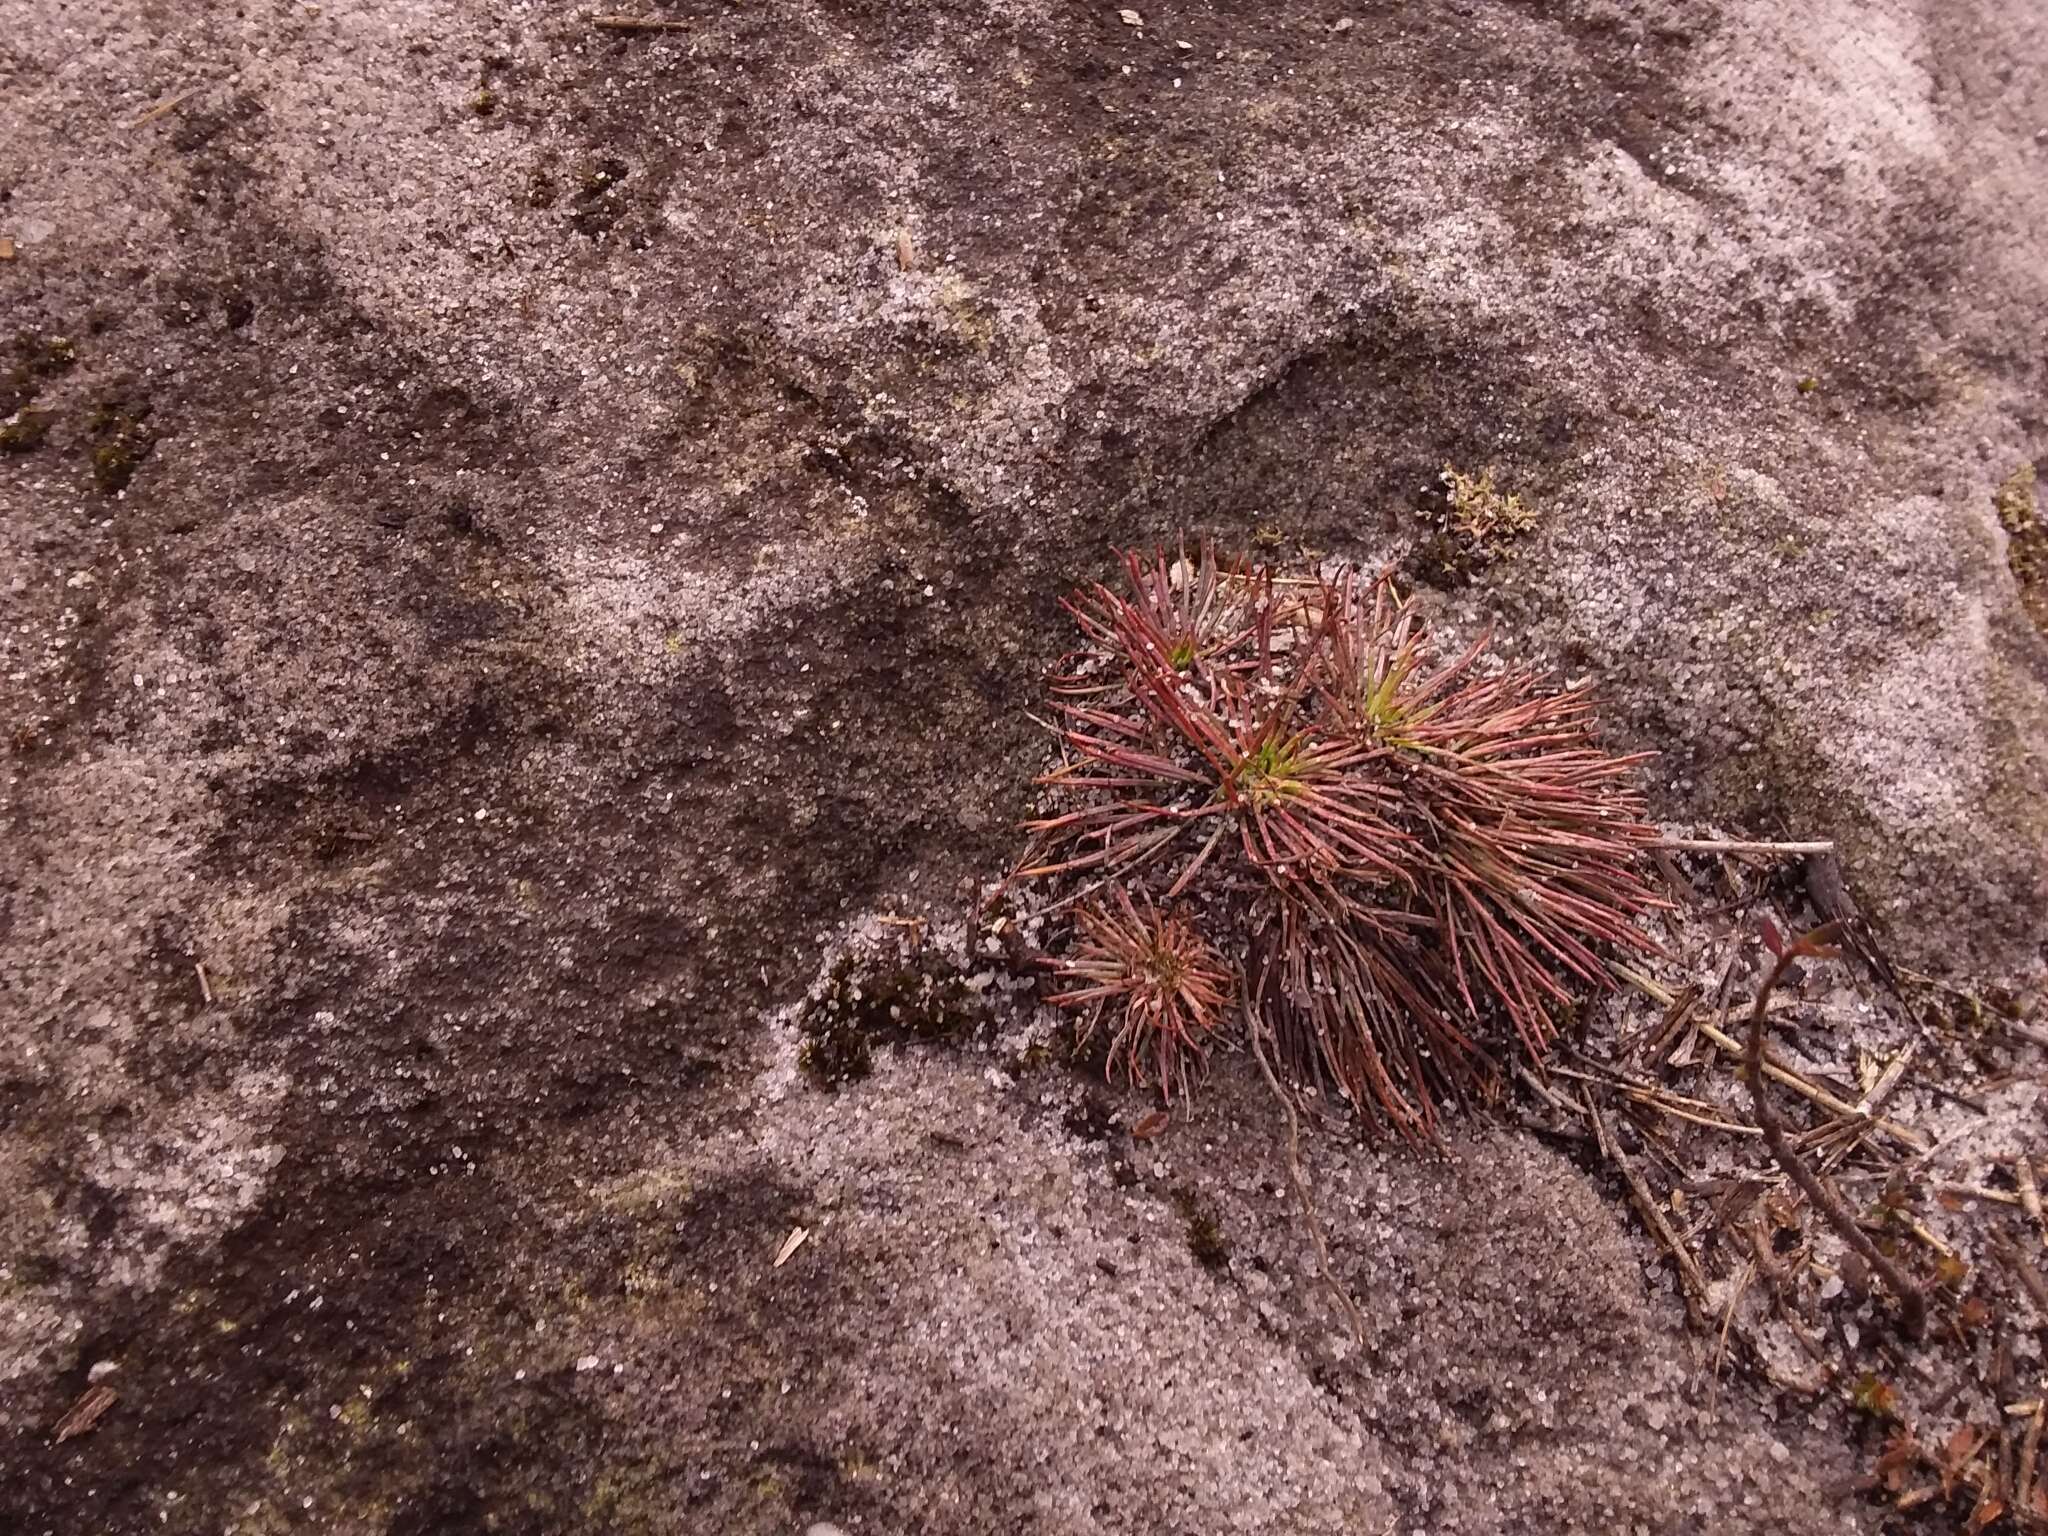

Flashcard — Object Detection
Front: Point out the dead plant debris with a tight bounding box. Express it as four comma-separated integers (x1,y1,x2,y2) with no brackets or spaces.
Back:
590,13,692,32
51,1384,117,1444
796,934,989,1088
1524,836,2048,1531
1437,462,1537,548
990,538,2045,1529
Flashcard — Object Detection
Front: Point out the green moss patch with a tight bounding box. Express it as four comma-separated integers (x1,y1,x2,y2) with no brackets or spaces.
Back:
1410,461,1539,585
86,397,157,494
0,408,54,453
2,330,77,418
1995,462,2045,632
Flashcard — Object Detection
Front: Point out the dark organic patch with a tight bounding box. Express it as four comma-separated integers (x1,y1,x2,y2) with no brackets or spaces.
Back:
168,90,265,156
440,496,502,544
578,155,630,199
1173,1188,1232,1270
0,406,53,452
85,396,157,494
3,329,77,417
1060,1086,1118,1144
1995,463,2046,633
525,156,559,208
569,155,656,244
1402,530,1475,590
1004,1031,1071,1080
797,1003,875,1086
796,946,989,1088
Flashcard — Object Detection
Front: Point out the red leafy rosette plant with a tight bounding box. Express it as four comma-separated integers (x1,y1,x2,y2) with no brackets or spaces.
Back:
1009,541,1665,1141
1047,890,1233,1105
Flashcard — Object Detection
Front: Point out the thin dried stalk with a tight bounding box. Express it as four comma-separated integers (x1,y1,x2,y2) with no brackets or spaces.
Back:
1244,992,1369,1351
1650,837,1835,856
1584,1087,1710,1322
2018,1157,2046,1250
1995,1235,2048,1317
591,14,692,31
1697,1019,1929,1152
1744,923,1925,1339
2020,1404,2043,1521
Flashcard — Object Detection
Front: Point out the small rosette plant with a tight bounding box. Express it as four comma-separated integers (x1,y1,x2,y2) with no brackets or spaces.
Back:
1009,541,1664,1141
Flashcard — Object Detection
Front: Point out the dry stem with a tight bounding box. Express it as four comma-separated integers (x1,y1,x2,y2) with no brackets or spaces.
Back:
1244,994,1368,1352
1697,1019,1928,1152
128,87,199,128
1583,1087,1710,1323
1650,837,1835,856
1743,923,1925,1339
2018,1156,2046,1249
591,14,692,30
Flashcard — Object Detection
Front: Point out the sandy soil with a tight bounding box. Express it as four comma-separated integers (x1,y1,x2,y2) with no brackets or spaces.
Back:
3,1,2045,1532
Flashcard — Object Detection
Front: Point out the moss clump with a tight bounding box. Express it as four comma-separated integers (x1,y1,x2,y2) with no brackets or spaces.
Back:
1995,462,2046,632
1410,462,1538,586
1439,462,1536,547
797,1010,874,1087
92,438,150,493
1172,1189,1231,1269
85,397,156,494
578,156,629,199
2,331,77,418
0,408,53,453
1186,1212,1230,1268
568,156,634,240
796,948,987,1088
1005,1034,1072,1078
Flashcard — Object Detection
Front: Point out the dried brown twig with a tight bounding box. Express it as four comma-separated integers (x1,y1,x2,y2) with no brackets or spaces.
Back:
1244,990,1369,1351
590,14,692,30
1583,1087,1711,1325
1651,837,1835,857
52,1385,117,1444
1744,921,1926,1339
